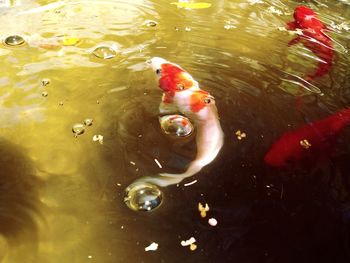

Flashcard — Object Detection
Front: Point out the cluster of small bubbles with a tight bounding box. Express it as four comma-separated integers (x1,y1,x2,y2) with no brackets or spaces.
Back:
160,115,194,137
124,183,163,212
92,46,117,59
83,118,93,126
4,35,25,46
41,91,48,97
72,118,94,137
72,123,85,137
145,20,158,27
41,78,50,87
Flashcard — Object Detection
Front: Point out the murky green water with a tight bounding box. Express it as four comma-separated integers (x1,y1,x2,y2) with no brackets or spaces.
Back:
0,0,350,262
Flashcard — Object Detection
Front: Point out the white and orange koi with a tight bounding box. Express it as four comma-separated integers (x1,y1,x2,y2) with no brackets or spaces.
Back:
137,57,224,187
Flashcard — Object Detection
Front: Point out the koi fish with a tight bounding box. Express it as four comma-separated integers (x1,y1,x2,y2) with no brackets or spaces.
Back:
264,108,350,167
136,57,224,186
286,6,334,81
148,57,200,115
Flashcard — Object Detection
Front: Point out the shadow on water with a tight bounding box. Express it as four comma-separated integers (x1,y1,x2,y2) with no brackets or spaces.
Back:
0,139,42,262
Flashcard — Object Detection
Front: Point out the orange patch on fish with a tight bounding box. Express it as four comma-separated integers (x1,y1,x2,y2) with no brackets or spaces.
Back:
163,91,175,103
190,90,210,113
159,63,194,92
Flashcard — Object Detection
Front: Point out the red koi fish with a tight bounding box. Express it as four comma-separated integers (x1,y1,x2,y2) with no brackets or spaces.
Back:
264,108,350,167
135,57,224,186
286,6,334,81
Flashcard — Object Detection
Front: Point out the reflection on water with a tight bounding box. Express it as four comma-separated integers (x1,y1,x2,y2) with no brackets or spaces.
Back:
0,0,349,262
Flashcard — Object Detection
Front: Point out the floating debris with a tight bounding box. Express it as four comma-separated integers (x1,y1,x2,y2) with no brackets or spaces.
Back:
145,20,158,27
92,46,117,59
267,6,284,16
277,26,287,32
124,183,163,212
208,218,218,226
330,21,350,31
224,20,236,30
181,237,196,247
41,91,48,97
248,0,263,4
92,135,104,144
300,139,311,149
41,78,50,86
4,35,25,46
185,26,192,32
130,161,136,166
189,243,197,251
145,242,159,252
160,115,194,137
154,158,162,169
72,123,85,137
60,36,80,46
224,24,235,30
83,118,94,126
198,202,210,218
171,2,211,9
235,130,246,140
184,180,197,187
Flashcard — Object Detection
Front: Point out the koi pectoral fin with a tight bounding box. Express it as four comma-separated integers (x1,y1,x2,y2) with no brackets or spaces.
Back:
288,36,301,47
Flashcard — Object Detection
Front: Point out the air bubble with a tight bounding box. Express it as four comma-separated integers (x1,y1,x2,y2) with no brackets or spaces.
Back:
124,183,162,212
92,46,117,59
83,118,93,126
72,123,85,137
4,35,25,46
145,20,158,27
41,78,50,87
160,115,194,137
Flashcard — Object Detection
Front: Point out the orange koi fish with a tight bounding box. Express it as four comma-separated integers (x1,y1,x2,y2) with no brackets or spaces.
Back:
286,6,334,81
137,57,224,186
264,108,350,167
148,57,200,115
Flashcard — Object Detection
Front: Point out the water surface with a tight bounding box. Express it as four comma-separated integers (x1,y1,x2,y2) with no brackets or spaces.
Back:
0,0,350,262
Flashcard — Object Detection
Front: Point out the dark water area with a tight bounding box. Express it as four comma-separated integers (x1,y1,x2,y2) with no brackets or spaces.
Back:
0,0,350,262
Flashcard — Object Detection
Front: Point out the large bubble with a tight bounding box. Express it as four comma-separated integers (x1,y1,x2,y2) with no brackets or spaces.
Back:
160,115,194,137
4,35,25,46
124,183,162,212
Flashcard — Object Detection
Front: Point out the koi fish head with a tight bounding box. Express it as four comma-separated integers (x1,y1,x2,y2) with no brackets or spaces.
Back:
289,6,324,31
188,90,218,120
294,6,316,21
148,57,199,92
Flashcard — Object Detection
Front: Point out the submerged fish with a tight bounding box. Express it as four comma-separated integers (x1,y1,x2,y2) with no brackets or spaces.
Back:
286,6,334,81
264,108,350,167
136,57,224,186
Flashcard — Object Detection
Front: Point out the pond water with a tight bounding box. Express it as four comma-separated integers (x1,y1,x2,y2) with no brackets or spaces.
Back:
0,0,350,262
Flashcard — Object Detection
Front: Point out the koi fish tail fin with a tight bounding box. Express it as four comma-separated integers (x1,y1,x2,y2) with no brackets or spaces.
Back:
130,175,184,187
132,161,204,187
